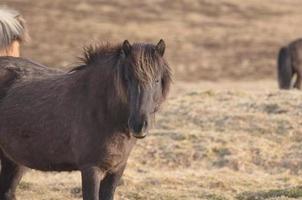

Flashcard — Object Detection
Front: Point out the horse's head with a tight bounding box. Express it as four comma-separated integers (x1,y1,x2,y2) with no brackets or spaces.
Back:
119,40,171,138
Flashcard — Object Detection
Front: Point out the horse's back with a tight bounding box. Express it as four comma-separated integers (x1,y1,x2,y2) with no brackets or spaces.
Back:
0,57,63,83
289,39,302,69
0,57,64,97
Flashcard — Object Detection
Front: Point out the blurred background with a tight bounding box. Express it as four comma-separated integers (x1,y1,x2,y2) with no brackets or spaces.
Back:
3,0,302,200
6,0,302,81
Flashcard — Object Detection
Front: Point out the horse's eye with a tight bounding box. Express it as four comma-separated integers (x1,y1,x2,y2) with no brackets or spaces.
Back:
155,79,160,84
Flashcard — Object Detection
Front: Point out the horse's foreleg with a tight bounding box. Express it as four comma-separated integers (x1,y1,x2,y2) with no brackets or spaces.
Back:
0,153,25,200
81,166,103,200
99,164,126,200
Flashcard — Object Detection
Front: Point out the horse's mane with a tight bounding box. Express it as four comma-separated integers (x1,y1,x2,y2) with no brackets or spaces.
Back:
79,43,121,66
0,6,28,49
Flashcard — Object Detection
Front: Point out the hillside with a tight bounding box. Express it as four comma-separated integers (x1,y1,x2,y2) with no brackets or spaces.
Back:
3,0,302,81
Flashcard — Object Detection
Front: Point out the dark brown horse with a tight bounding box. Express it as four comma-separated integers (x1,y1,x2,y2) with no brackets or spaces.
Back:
0,40,171,200
277,38,302,89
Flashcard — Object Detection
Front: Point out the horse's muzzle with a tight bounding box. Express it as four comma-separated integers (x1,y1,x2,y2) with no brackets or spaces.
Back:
128,117,148,139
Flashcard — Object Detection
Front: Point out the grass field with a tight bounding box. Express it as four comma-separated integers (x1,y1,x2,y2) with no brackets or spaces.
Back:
2,0,302,199
12,81,302,200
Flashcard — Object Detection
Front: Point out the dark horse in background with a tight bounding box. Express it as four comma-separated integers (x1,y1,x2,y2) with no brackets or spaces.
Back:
0,39,172,200
277,38,302,89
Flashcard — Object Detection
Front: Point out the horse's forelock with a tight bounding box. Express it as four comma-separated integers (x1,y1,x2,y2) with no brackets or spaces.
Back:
121,43,172,101
129,44,166,87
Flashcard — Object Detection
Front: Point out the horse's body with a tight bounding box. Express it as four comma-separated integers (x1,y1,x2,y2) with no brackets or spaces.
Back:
277,38,302,89
0,40,171,200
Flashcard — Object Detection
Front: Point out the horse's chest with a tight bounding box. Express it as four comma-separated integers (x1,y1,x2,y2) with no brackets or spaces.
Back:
89,134,135,169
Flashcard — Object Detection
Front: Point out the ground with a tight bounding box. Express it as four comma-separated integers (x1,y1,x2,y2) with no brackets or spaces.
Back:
1,0,302,200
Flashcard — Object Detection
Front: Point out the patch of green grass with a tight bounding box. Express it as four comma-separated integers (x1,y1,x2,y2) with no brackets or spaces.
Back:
204,194,228,200
236,186,302,200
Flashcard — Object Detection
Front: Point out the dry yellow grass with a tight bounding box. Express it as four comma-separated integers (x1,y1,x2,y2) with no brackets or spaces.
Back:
10,81,302,200
1,1,302,199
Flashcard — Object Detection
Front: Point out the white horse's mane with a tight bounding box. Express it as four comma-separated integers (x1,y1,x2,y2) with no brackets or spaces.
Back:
0,6,28,49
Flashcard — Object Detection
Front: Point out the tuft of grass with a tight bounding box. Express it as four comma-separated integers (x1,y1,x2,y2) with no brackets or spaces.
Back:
18,182,34,190
204,194,229,200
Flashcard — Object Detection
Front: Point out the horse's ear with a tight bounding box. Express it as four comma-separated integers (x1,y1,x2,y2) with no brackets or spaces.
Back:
155,39,165,56
121,40,132,57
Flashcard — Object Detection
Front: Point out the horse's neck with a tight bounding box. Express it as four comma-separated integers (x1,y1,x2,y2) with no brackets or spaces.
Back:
79,66,129,126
